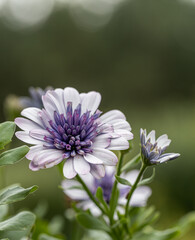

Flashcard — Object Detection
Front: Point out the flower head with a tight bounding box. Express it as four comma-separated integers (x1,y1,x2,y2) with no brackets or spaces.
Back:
19,87,53,108
15,87,133,179
140,128,180,165
62,167,152,216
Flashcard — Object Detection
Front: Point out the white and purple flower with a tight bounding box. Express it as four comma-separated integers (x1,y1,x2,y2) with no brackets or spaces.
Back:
19,86,53,109
62,167,152,216
15,87,133,179
140,128,180,165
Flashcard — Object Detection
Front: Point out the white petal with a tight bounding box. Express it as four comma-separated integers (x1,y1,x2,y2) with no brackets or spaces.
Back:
63,158,77,179
92,134,111,148
73,155,90,175
29,161,40,171
108,137,129,150
114,129,134,140
146,130,156,144
29,129,50,141
26,145,45,160
42,93,57,120
130,186,152,207
45,158,64,169
159,153,180,163
140,129,147,139
62,180,88,200
82,201,101,216
89,205,101,216
46,90,65,115
80,174,96,191
92,148,118,165
84,154,103,164
15,117,42,132
21,107,43,126
97,124,113,134
29,149,63,170
79,93,86,101
104,166,116,176
33,149,63,166
100,110,126,124
63,174,94,191
39,109,51,129
15,131,43,145
140,128,146,144
116,205,125,216
81,91,101,115
109,132,121,138
140,128,144,136
121,170,139,185
111,120,131,131
64,87,81,111
53,88,66,114
156,134,169,148
118,197,127,206
158,139,171,149
90,164,105,179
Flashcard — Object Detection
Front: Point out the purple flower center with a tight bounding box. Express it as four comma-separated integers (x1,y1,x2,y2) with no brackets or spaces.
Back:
94,173,114,203
94,172,131,203
43,102,101,158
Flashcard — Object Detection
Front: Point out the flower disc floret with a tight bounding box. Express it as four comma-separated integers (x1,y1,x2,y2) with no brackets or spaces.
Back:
15,87,133,179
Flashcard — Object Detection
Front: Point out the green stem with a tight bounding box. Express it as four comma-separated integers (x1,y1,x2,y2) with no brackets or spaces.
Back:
125,163,147,218
109,151,125,224
76,174,106,214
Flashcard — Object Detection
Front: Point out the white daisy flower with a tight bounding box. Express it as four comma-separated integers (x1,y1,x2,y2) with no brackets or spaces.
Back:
140,128,180,165
62,167,152,216
15,87,133,179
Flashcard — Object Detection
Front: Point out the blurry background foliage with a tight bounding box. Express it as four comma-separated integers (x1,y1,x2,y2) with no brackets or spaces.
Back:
0,0,195,239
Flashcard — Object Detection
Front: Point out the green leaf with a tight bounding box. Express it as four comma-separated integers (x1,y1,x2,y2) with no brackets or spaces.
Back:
0,205,9,221
115,175,132,187
130,206,160,234
39,234,64,240
76,212,110,232
138,168,155,186
132,227,180,240
0,211,36,240
176,211,195,237
111,217,127,230
34,200,49,219
82,230,111,240
109,188,119,220
0,122,16,150
0,184,38,205
95,187,109,213
121,153,141,172
48,215,65,235
0,145,29,167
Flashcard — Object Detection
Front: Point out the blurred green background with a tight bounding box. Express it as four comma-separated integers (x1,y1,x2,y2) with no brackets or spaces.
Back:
0,0,195,239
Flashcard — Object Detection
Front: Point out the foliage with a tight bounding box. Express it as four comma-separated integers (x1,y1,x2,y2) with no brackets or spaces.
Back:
0,121,65,239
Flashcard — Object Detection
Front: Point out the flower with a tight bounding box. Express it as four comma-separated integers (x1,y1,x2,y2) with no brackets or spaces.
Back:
15,87,133,179
140,128,180,165
19,87,53,108
62,167,152,216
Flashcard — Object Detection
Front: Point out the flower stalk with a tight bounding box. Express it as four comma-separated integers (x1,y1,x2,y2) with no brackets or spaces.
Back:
125,163,147,218
76,174,106,215
109,151,125,224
